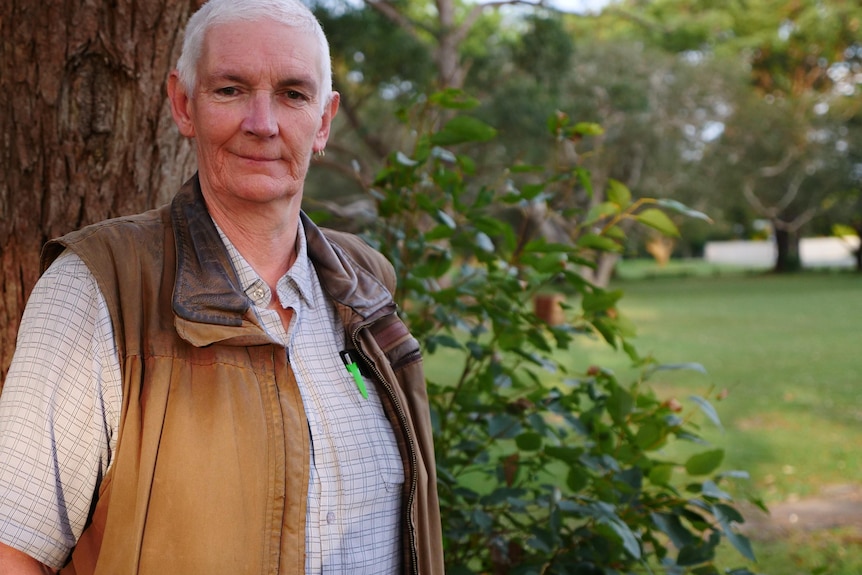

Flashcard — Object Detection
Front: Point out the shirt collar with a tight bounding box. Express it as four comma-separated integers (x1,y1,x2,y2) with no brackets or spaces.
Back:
213,218,315,310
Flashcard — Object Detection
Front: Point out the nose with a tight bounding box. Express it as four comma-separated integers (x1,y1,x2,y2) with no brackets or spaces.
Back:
241,91,278,138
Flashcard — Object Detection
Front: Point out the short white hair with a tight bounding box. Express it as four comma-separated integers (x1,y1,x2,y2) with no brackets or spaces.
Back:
176,0,333,108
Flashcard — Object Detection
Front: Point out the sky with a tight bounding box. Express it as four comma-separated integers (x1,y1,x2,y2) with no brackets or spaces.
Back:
544,0,615,13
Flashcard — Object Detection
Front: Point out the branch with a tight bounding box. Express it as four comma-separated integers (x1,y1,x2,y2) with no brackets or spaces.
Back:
303,195,377,223
742,179,774,218
758,147,800,178
446,0,559,56
315,141,376,189
331,77,390,161
604,6,671,36
773,170,806,213
773,206,818,233
624,142,645,190
365,0,435,39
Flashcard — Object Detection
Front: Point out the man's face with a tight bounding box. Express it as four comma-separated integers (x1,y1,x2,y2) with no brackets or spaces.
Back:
170,19,338,208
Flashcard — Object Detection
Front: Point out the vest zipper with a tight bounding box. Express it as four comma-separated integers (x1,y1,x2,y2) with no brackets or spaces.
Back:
351,321,421,575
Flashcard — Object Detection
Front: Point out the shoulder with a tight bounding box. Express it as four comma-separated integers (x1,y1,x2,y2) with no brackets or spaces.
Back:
41,206,170,274
321,228,397,294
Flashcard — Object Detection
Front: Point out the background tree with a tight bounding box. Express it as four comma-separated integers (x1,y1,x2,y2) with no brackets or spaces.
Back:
816,92,862,272
607,0,862,272
0,0,199,384
307,0,519,215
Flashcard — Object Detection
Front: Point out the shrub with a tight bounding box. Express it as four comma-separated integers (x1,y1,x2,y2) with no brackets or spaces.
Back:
359,90,760,574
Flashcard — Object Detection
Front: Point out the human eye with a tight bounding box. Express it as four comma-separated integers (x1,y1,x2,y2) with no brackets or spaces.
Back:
279,88,313,106
288,89,311,101
215,86,240,97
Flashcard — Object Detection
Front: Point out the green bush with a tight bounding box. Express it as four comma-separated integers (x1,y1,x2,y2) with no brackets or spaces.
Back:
360,90,760,574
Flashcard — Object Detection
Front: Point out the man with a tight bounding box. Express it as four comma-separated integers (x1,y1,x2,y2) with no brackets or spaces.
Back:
0,0,443,573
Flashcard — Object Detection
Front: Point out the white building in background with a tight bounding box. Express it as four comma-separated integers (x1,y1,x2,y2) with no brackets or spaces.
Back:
704,236,860,269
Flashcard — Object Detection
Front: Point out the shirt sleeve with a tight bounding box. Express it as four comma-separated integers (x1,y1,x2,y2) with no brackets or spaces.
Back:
0,250,121,569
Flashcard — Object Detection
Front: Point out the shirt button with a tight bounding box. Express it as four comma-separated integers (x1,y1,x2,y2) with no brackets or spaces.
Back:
252,287,265,300
326,511,336,524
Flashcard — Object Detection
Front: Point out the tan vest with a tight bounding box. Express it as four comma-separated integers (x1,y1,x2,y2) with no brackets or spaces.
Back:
42,177,444,574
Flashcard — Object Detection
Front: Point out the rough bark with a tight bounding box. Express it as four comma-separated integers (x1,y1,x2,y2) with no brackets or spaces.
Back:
1,0,200,386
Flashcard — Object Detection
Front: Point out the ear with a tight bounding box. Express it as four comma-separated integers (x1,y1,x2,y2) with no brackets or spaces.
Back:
168,71,196,138
313,92,340,151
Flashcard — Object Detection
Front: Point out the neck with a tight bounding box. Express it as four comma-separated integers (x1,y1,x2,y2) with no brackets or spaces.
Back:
207,198,302,291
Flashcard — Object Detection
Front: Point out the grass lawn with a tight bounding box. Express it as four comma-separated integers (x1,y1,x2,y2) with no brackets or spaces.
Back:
577,263,862,574
425,260,862,574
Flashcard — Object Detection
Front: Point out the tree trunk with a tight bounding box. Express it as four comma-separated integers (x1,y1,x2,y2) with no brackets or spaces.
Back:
854,224,862,273
0,0,199,387
772,226,801,273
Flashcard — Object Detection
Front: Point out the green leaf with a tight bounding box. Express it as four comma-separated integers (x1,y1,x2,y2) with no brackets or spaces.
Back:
430,146,457,164
474,231,495,253
521,183,546,200
431,116,497,146
585,201,620,225
677,542,716,566
714,504,757,561
717,470,750,481
412,250,452,279
607,386,634,423
424,224,455,241
426,334,463,351
651,512,696,549
648,463,674,486
572,122,605,136
656,198,713,223
575,167,594,199
487,414,521,439
529,252,567,273
701,480,732,500
604,225,627,241
566,465,589,491
607,179,631,208
576,233,623,252
635,208,680,237
714,503,745,524
689,395,724,431
395,151,418,166
510,163,545,173
685,449,725,476
635,421,666,450
428,88,480,110
582,289,624,314
583,501,641,558
544,445,583,463
516,432,543,451
435,209,456,229
472,215,511,237
591,317,618,348
649,362,708,375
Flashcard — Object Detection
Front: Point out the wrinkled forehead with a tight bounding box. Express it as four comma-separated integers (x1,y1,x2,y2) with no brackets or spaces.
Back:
199,20,325,82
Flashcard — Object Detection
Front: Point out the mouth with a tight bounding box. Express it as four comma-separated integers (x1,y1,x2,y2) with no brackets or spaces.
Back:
240,156,279,163
234,151,281,163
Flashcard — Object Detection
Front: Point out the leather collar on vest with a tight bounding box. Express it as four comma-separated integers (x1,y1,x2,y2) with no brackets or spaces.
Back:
170,174,395,347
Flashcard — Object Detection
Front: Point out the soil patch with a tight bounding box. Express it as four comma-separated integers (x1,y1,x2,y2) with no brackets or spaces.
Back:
739,484,862,541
